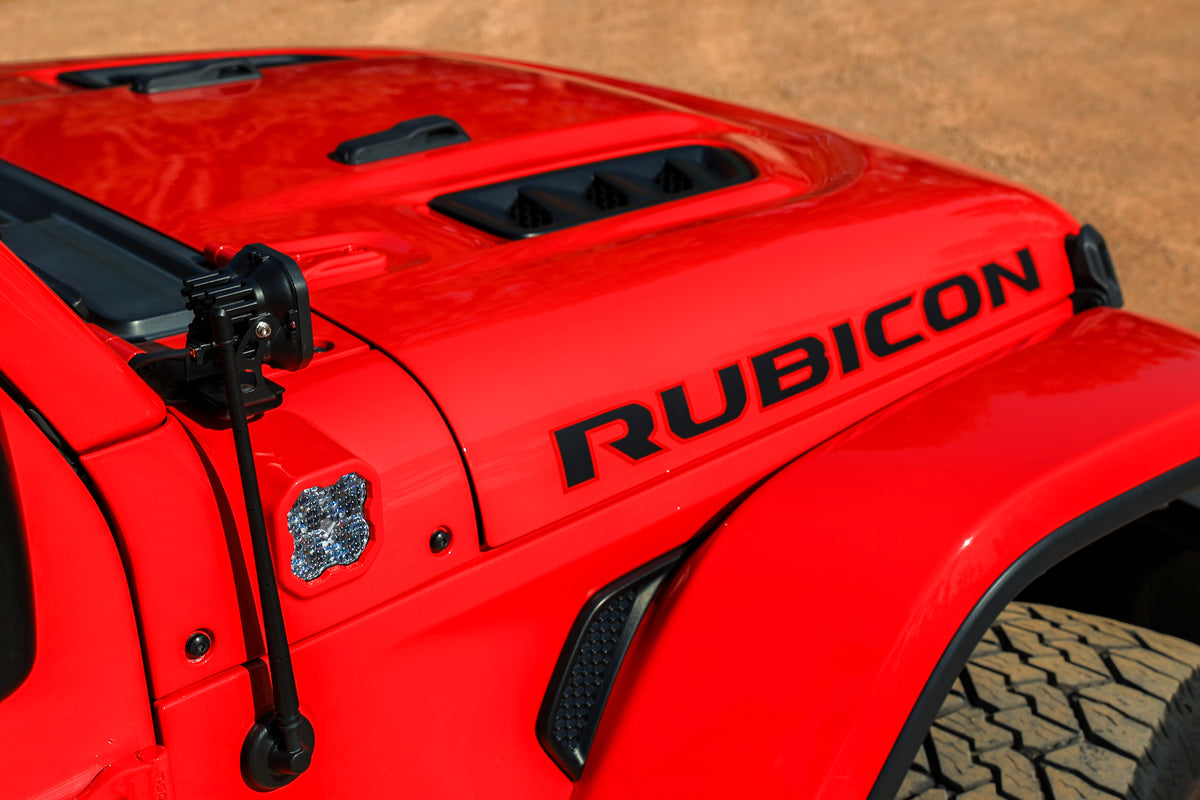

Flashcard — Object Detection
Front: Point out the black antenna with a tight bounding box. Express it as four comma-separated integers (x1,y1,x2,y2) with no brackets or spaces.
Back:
131,244,316,790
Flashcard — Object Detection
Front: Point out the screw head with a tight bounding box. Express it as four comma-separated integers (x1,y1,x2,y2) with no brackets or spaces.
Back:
430,528,452,554
254,320,273,339
185,630,213,661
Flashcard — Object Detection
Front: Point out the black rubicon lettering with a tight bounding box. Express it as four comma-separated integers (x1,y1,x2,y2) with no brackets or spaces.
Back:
553,248,1042,489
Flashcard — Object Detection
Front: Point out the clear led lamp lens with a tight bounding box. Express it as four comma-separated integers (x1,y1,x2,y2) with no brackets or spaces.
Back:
287,472,370,581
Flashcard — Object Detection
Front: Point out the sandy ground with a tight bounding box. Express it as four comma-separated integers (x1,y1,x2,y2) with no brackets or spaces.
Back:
3,0,1198,329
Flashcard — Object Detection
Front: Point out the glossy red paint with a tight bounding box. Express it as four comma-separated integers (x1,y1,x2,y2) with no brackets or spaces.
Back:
74,747,174,800
152,421,738,799
0,243,165,453
144,303,1072,798
0,390,156,798
348,181,1077,546
0,48,1192,800
576,309,1200,800
153,346,475,651
0,52,737,245
80,415,247,699
0,50,1082,548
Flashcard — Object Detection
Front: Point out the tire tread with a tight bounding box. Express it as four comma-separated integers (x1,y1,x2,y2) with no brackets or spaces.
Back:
893,603,1200,800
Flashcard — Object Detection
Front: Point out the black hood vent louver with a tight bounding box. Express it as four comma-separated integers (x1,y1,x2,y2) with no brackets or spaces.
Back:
584,175,632,211
654,160,694,194
509,192,555,230
431,145,755,239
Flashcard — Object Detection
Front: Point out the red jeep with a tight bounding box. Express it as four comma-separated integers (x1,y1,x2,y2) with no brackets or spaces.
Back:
0,49,1197,800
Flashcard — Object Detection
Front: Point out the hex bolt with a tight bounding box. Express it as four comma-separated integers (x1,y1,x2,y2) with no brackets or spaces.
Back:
254,320,273,339
430,527,452,554
185,630,213,661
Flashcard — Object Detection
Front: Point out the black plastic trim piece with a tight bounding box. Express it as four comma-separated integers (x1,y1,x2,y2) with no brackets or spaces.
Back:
132,59,262,95
0,373,165,742
242,713,315,791
537,548,686,780
430,145,756,239
58,54,344,92
329,115,471,165
865,454,1200,800
0,440,34,704
1067,224,1124,312
0,160,208,341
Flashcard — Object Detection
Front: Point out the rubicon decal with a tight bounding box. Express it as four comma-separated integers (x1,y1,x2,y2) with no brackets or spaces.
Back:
554,248,1042,488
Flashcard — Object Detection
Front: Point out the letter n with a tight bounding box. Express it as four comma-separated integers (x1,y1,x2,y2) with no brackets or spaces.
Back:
982,248,1040,308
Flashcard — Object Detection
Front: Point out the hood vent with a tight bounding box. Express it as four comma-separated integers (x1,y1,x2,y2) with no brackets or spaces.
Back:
430,145,755,239
584,175,631,211
509,192,555,229
329,115,471,165
654,161,694,194
58,54,344,93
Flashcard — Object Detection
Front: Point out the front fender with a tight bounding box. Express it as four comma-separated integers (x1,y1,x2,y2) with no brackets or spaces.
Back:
573,308,1200,800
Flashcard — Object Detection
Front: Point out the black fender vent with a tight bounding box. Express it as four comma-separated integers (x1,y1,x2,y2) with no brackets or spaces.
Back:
537,548,684,780
430,145,755,239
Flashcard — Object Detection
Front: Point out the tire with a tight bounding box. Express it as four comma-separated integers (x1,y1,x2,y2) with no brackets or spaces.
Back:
895,602,1200,800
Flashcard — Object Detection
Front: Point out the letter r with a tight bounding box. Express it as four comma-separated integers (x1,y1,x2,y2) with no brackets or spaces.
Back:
554,404,664,488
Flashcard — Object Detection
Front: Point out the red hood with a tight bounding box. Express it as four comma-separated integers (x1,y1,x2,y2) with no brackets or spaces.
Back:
0,50,747,245
0,51,1080,545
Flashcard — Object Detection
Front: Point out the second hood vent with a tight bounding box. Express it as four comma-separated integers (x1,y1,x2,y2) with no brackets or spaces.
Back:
430,145,755,239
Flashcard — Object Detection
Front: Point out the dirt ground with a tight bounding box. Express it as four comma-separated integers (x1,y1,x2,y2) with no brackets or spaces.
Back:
3,0,1198,329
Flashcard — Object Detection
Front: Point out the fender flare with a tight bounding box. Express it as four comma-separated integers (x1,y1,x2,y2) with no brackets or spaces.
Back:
572,309,1200,800
865,453,1200,800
